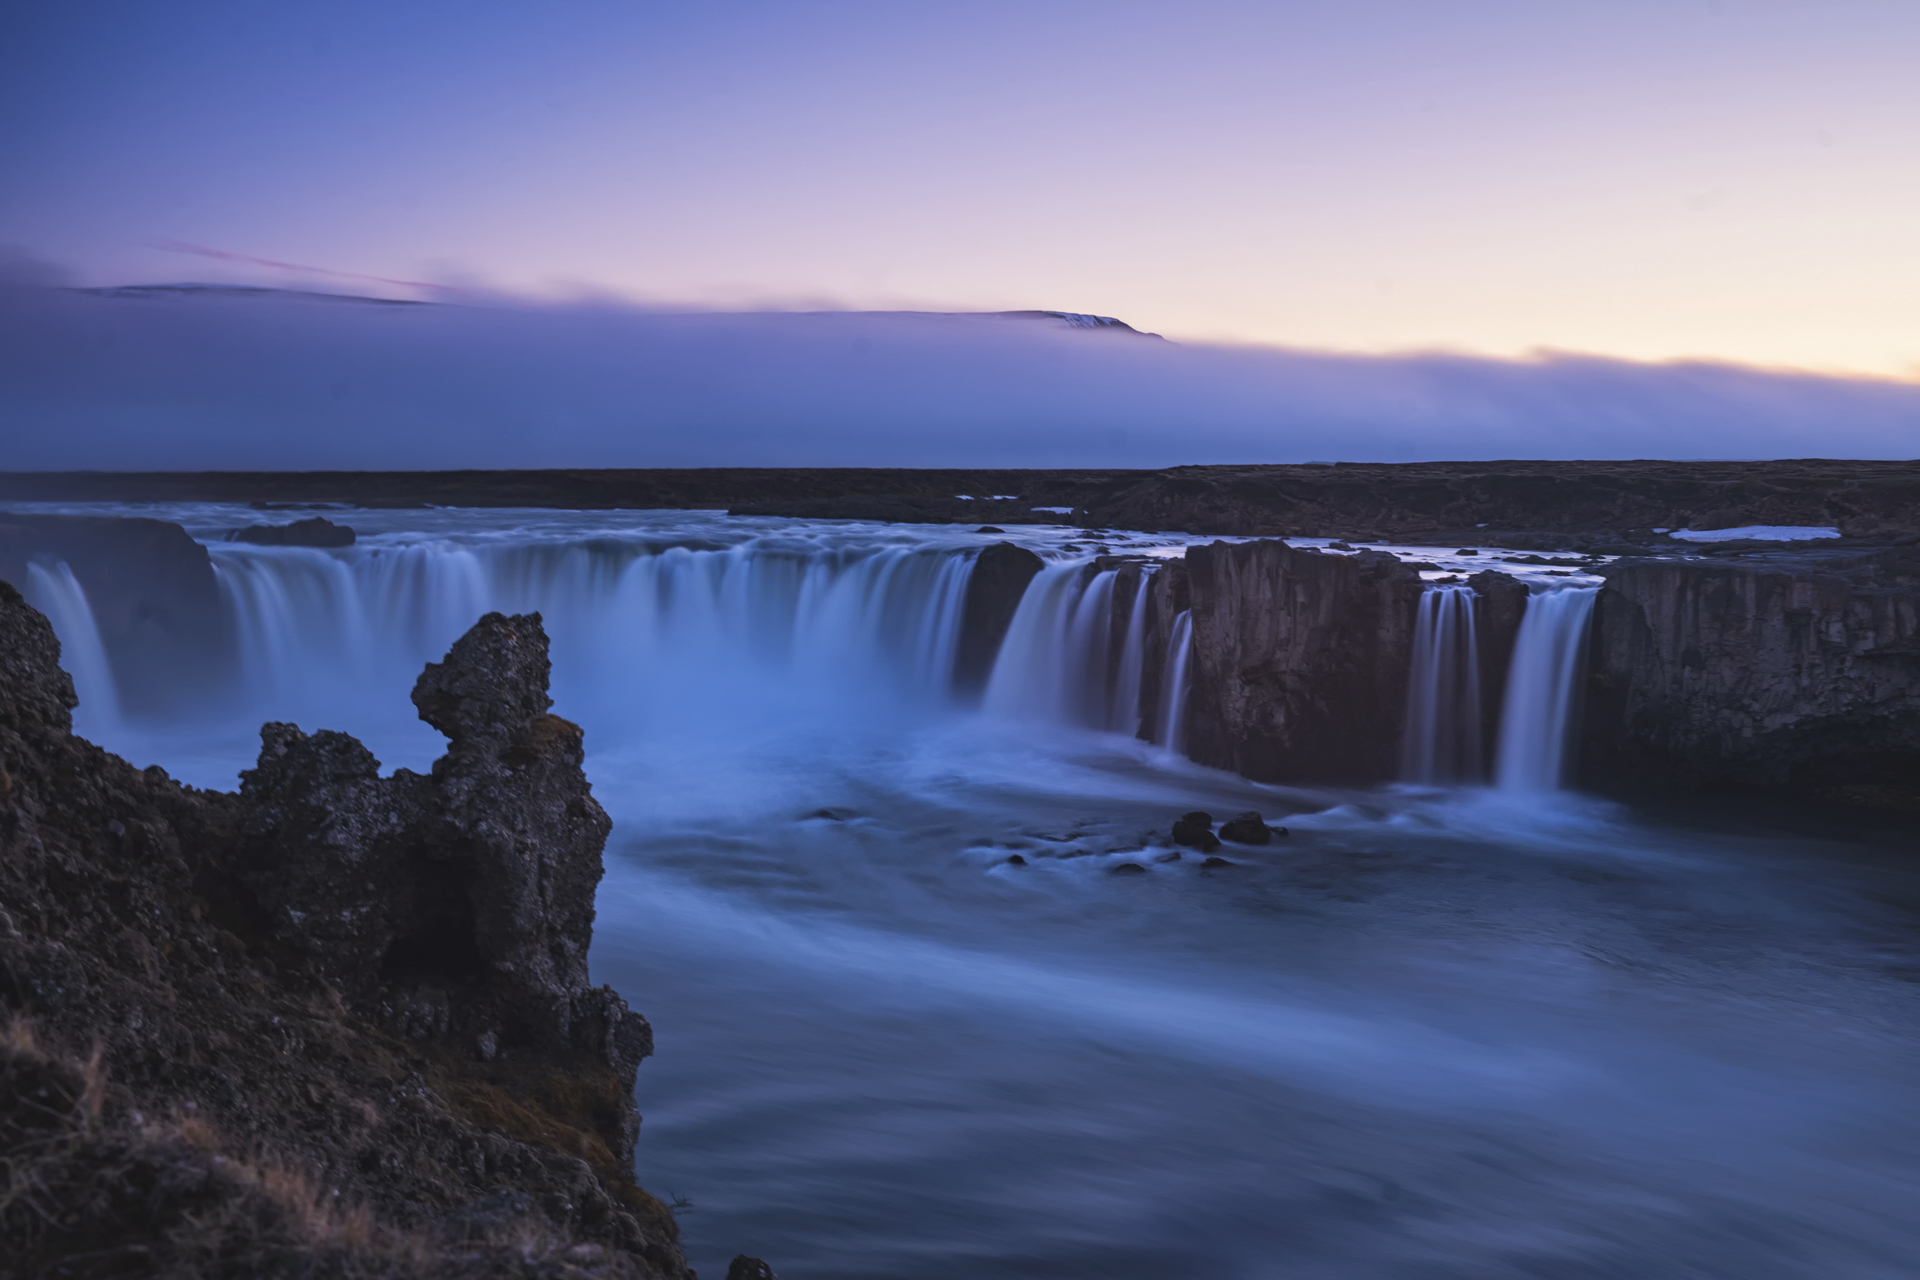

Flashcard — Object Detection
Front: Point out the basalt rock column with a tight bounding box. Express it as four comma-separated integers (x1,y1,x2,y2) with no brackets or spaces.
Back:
953,541,1044,700
1585,547,1920,804
1181,541,1424,783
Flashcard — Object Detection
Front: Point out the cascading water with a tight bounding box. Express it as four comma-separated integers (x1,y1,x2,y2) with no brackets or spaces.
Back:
1494,585,1600,793
11,506,1918,1280
1107,573,1151,735
1400,584,1483,784
198,537,981,773
1154,609,1193,754
22,561,121,739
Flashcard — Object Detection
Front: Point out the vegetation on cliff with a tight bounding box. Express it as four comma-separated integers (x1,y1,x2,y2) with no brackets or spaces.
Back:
0,584,703,1278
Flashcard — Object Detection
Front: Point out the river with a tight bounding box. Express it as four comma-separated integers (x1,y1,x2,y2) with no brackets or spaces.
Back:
17,505,1920,1279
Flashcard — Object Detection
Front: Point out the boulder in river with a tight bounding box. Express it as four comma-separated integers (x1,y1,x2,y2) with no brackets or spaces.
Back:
227,515,356,546
1218,811,1272,844
1171,812,1220,852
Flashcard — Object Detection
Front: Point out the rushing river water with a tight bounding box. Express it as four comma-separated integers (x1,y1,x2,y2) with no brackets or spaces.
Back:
16,506,1920,1279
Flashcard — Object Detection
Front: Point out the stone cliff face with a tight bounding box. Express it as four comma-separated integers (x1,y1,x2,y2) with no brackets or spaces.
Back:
0,512,232,717
1585,547,1920,806
0,586,703,1278
1178,541,1425,784
953,542,1044,699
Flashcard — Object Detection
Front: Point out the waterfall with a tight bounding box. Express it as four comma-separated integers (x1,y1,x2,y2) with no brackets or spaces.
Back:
983,565,1117,727
1400,584,1484,784
1107,573,1151,735
1494,586,1599,793
23,561,122,739
204,539,978,758
983,561,1172,737
1154,610,1193,755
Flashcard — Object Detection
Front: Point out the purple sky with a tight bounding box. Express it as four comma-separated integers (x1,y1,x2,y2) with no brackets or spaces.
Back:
5,0,1918,375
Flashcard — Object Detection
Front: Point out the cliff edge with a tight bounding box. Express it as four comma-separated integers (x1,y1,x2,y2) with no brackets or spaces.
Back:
1587,546,1920,807
0,585,709,1278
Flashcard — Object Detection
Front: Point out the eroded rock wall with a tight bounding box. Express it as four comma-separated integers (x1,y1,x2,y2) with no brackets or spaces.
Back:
1180,541,1424,783
953,541,1044,699
0,512,233,717
1584,548,1920,804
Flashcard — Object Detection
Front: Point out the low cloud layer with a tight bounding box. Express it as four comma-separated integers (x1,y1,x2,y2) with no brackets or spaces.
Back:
1,287,1915,470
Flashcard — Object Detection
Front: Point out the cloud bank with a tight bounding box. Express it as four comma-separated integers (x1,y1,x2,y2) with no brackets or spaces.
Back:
1,287,1915,470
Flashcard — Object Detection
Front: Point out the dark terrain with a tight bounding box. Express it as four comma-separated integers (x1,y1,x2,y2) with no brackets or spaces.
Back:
3,459,1916,544
0,588,752,1278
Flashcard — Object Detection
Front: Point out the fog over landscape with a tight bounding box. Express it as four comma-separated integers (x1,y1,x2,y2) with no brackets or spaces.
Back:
4,284,1918,470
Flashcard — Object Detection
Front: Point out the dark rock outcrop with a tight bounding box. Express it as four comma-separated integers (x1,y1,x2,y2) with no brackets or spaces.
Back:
953,542,1045,699
0,512,232,717
1584,547,1920,807
1181,541,1425,783
1218,812,1273,845
228,515,356,546
0,585,696,1277
1171,812,1220,852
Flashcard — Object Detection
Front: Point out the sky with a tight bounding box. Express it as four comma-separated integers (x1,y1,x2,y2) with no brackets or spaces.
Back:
4,0,1919,377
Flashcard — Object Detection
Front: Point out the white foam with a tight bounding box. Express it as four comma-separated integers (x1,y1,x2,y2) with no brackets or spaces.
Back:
1669,525,1839,543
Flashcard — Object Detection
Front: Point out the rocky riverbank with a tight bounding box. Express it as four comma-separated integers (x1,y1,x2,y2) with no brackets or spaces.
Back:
0,586,769,1278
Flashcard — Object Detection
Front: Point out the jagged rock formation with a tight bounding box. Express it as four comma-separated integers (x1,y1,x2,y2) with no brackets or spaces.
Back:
1585,547,1920,806
1179,541,1425,783
0,585,700,1278
953,542,1044,698
228,516,357,546
0,512,231,716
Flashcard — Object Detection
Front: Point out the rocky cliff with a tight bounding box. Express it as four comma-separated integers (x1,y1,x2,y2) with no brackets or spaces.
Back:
1178,541,1426,784
0,586,733,1278
953,542,1044,700
1585,546,1920,807
0,512,232,717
